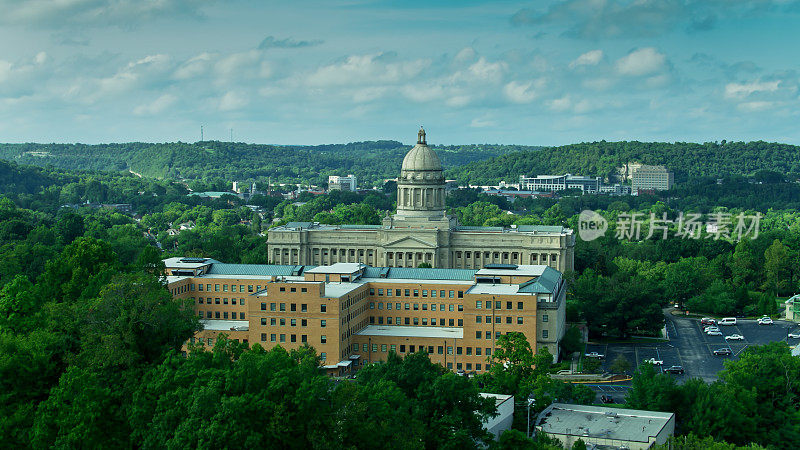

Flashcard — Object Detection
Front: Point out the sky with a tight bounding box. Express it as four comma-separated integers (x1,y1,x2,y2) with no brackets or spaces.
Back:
1,0,800,146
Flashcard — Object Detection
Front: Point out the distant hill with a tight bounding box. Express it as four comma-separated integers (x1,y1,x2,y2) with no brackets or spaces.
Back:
0,141,528,185
0,159,66,195
445,140,800,185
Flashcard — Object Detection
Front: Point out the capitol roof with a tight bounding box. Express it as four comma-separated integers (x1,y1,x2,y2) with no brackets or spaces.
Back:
401,143,442,172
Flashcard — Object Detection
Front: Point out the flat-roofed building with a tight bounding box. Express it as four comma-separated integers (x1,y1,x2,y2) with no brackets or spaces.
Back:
535,403,675,450
328,174,358,191
631,165,674,192
519,174,602,193
165,257,567,376
268,129,575,273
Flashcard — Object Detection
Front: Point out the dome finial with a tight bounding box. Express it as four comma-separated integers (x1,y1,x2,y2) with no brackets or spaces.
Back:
417,126,426,145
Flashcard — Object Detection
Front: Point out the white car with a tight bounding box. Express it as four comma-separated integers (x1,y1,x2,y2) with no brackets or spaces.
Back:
788,331,800,339
704,326,720,333
757,317,774,325
584,352,604,359
644,358,663,365
707,330,723,336
725,334,744,341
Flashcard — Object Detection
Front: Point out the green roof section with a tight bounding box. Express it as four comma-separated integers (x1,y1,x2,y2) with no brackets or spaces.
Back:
284,222,313,229
454,226,504,232
338,224,383,229
206,263,314,277
517,267,562,293
363,266,476,281
515,225,564,233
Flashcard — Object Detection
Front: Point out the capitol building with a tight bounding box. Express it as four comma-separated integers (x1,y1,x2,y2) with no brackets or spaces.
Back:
268,129,575,272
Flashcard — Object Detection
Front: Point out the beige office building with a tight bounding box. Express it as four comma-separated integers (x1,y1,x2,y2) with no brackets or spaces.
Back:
268,128,575,273
631,165,674,192
165,256,567,376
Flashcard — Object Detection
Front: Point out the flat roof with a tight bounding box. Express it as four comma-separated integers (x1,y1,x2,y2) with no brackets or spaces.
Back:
537,403,674,444
467,284,529,295
200,319,249,331
306,263,365,274
166,275,190,284
323,282,364,298
476,265,547,277
356,325,464,339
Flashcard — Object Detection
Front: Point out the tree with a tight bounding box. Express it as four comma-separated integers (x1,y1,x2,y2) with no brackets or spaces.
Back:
560,326,582,358
609,354,632,374
763,239,791,295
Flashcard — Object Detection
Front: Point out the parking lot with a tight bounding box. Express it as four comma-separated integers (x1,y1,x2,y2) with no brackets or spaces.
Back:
584,314,800,385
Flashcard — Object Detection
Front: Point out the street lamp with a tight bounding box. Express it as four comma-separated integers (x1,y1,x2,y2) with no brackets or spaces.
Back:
526,395,536,438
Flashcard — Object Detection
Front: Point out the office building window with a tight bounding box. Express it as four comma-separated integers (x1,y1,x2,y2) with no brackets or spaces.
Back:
290,334,296,343
301,304,307,312
261,318,267,325
320,352,326,360
476,331,481,339
280,319,286,326
302,335,307,343
271,318,277,325
517,317,524,324
543,314,549,322
270,334,276,342
290,319,297,327
321,305,327,313
542,330,548,338
518,302,524,310
476,301,482,309
506,316,512,324
321,335,327,344
301,319,307,326
431,290,437,298
476,315,482,323
290,303,296,311
404,317,410,325
279,334,286,343
321,319,326,327
279,303,286,312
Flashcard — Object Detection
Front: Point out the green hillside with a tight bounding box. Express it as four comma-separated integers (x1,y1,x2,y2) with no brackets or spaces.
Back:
0,140,527,185
446,140,800,184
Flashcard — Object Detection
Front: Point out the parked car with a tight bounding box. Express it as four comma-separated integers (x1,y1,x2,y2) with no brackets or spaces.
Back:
719,317,737,325
600,395,614,404
701,318,717,326
704,326,720,333
713,348,732,356
644,358,664,365
584,352,604,359
725,334,744,340
707,330,723,336
789,331,800,339
664,365,685,374
757,316,774,325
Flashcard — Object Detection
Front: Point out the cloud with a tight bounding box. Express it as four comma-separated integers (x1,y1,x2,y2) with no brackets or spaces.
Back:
305,53,428,87
512,0,686,39
258,36,323,50
503,80,542,104
470,117,496,128
510,0,800,39
616,48,667,76
569,50,603,69
0,0,213,28
219,91,249,111
724,80,780,99
133,94,177,115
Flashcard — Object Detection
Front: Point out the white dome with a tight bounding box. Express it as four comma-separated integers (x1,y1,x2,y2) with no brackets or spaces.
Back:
401,143,442,172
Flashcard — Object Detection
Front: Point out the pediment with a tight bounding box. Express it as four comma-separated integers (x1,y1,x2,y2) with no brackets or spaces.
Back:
383,235,437,249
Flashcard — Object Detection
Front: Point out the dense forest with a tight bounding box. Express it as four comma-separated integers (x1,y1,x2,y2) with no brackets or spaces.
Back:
1,157,799,448
0,140,525,186
447,140,800,184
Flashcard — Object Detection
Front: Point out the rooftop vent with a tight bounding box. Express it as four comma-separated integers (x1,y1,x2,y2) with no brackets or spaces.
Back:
180,257,207,263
